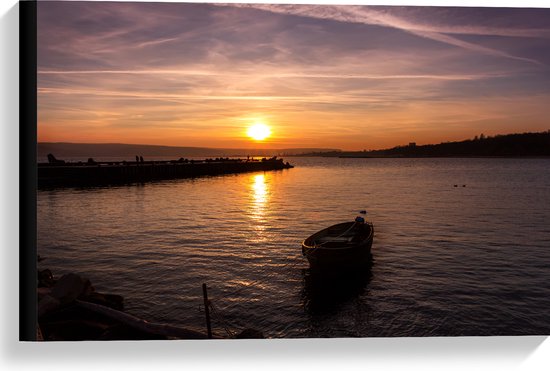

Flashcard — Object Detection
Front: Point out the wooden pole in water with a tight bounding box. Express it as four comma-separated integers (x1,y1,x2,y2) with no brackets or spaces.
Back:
202,283,212,339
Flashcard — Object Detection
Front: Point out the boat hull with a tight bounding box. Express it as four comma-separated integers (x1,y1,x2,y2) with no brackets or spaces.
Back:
302,222,374,272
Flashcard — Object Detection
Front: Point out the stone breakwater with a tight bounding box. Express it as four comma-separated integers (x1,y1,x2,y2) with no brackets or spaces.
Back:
38,156,294,188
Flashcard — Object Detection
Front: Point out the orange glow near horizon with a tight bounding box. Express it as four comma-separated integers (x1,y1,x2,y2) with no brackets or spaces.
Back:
37,2,550,151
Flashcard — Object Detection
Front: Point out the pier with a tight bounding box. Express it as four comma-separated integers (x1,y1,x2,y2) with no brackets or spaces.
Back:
38,156,294,188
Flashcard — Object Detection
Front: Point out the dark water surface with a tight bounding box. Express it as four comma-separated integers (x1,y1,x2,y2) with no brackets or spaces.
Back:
37,158,550,338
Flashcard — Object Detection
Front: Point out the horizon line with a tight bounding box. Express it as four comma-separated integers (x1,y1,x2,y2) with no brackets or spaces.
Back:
38,129,550,153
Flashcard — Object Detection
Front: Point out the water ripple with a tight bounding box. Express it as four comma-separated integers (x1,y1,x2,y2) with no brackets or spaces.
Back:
37,158,550,338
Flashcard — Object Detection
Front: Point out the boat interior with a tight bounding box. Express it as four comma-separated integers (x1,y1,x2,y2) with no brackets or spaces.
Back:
309,222,372,248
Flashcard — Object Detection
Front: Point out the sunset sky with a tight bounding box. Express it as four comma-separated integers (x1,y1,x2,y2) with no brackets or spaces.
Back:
37,2,550,150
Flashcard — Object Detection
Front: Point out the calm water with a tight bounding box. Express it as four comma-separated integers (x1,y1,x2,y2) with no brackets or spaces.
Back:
37,158,550,338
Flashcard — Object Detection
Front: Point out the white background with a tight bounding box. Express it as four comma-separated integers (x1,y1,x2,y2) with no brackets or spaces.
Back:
1,0,549,370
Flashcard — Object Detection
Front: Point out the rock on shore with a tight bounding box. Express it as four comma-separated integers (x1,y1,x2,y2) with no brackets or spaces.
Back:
37,269,264,340
37,269,203,340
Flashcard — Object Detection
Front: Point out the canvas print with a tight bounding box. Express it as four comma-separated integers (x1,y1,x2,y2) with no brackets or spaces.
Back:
32,1,550,340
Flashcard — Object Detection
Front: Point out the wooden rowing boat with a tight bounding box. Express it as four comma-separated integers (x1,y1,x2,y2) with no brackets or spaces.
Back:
302,219,374,271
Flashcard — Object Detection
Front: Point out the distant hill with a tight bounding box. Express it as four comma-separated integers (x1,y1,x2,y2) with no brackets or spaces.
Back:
37,142,339,161
299,131,550,158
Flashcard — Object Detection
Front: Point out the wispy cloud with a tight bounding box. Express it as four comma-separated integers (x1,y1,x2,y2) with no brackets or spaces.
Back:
227,4,549,66
38,68,509,81
37,2,550,149
137,37,180,48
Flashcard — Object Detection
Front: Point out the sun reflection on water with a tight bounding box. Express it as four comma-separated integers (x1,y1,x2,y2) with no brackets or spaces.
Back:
252,173,267,205
248,173,270,239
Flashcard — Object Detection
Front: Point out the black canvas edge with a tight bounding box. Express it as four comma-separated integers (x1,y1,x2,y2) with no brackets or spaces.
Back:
19,0,37,342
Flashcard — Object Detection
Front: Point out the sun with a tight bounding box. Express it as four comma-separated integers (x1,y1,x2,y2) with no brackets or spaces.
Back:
247,123,271,141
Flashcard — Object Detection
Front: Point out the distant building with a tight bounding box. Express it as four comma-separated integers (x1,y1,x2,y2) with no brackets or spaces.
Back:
409,142,416,147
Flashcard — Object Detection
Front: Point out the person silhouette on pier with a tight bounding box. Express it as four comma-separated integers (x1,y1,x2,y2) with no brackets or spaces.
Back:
47,153,65,165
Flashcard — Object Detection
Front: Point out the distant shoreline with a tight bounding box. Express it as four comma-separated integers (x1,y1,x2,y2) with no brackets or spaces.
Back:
37,142,339,159
291,131,550,158
37,131,550,159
